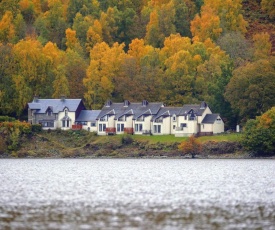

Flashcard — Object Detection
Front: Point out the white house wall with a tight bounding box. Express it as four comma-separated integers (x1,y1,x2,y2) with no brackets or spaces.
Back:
57,111,75,130
213,120,225,134
152,117,171,135
201,123,213,133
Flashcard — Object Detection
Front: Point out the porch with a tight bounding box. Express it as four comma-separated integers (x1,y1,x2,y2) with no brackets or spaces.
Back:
124,127,134,135
72,124,83,130
106,127,116,135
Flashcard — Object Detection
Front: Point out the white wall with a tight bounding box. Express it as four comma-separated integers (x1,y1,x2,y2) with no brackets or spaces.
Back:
213,120,224,134
57,110,75,130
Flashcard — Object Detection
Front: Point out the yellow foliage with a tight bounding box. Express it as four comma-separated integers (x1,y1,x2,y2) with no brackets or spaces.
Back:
0,11,15,43
253,32,272,60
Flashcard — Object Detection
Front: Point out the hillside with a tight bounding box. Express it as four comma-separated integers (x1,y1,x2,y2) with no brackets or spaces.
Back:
242,0,275,54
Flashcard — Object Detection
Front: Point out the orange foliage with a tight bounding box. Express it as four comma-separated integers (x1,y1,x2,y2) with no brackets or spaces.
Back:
178,135,202,158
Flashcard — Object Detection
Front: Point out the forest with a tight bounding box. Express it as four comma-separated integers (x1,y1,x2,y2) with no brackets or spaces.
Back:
0,0,274,129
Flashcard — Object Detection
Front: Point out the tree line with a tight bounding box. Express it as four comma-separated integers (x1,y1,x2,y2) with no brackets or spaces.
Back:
0,0,274,129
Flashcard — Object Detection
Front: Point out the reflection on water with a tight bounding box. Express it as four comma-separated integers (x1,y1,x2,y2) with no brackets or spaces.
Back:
0,159,274,229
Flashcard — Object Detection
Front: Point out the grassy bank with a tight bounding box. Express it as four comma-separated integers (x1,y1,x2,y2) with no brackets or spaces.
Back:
0,129,248,158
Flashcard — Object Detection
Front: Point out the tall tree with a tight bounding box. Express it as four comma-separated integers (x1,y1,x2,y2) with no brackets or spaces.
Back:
225,57,275,122
261,0,275,20
52,65,70,98
0,11,15,43
84,42,126,109
12,38,54,114
252,32,272,61
0,44,16,115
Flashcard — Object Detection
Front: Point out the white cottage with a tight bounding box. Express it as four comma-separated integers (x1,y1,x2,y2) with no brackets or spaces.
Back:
28,97,86,130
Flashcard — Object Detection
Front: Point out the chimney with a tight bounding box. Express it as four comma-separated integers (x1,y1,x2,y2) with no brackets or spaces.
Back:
61,96,66,101
33,96,39,102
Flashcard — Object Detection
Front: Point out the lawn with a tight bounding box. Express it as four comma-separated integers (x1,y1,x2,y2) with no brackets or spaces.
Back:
94,133,242,144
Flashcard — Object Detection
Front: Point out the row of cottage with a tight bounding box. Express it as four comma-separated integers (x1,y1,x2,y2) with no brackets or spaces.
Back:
28,97,224,137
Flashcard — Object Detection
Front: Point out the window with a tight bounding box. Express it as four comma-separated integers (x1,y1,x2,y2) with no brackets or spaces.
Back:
100,116,108,121
47,110,52,116
173,115,176,122
91,122,96,127
216,118,222,124
154,125,161,133
65,110,68,116
99,124,106,132
137,116,144,121
180,123,187,128
118,116,125,121
135,124,143,132
41,121,54,127
173,125,176,130
117,123,124,132
189,116,196,121
62,120,69,127
155,118,163,123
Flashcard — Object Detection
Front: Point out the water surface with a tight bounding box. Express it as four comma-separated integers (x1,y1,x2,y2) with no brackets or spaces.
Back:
0,159,274,229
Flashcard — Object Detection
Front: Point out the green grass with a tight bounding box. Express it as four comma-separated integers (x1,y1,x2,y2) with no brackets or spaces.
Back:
94,133,242,144
131,135,187,144
197,133,242,143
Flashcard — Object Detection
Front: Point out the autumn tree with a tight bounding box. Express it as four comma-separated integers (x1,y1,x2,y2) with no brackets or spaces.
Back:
0,0,20,18
178,135,202,158
190,5,222,42
0,44,16,115
191,0,247,42
72,13,93,50
0,11,15,43
12,38,54,114
252,32,272,61
52,65,70,98
86,19,103,53
65,28,83,55
83,42,126,109
34,0,68,47
116,44,164,102
242,107,275,156
225,57,275,121
65,49,87,98
145,0,175,47
261,0,275,20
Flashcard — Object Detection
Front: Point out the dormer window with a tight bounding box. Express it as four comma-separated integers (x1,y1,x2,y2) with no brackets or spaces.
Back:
142,100,148,107
124,100,130,107
106,100,112,107
65,109,68,116
47,107,53,116
173,115,176,122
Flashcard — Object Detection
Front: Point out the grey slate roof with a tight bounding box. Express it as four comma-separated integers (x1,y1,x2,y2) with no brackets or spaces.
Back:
76,110,101,122
97,101,164,120
153,107,182,120
179,103,207,116
28,99,83,113
201,114,219,124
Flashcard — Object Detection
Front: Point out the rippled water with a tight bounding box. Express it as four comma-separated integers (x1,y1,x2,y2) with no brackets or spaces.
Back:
0,159,274,229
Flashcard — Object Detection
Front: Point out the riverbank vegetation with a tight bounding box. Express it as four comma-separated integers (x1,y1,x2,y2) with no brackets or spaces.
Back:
0,117,250,159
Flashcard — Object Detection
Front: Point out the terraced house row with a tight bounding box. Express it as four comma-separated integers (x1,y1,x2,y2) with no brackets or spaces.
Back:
28,97,224,137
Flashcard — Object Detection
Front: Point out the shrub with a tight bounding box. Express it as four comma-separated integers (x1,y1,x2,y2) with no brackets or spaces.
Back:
0,116,16,122
121,134,133,145
242,107,275,156
32,124,42,132
178,135,202,158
